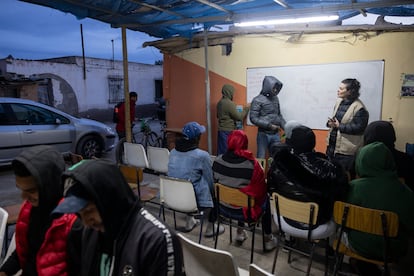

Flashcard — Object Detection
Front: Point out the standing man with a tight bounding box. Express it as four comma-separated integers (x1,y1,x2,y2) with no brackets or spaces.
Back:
53,159,184,276
115,91,138,139
250,76,286,158
216,84,249,155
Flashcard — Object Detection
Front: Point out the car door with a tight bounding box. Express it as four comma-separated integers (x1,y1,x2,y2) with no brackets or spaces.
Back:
0,103,22,164
9,102,75,153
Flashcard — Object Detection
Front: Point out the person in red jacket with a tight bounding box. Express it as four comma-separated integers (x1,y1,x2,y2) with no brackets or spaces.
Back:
115,91,138,139
0,146,82,276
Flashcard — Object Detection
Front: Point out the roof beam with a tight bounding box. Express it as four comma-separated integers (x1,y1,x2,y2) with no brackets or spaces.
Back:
128,0,185,18
195,0,232,14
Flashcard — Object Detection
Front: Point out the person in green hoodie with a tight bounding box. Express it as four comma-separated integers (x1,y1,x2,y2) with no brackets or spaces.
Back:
346,142,414,272
216,84,249,155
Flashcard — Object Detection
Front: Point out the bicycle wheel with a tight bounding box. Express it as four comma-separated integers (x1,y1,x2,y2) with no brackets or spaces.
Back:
144,131,162,148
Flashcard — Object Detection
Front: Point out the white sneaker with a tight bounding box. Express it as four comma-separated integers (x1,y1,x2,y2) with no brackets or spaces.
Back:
235,229,248,243
264,234,278,251
185,216,198,232
204,223,225,237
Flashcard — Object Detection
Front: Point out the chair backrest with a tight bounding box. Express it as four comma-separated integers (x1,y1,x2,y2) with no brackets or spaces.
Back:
160,176,198,213
215,183,255,208
123,142,150,169
118,164,143,187
249,263,273,276
0,207,9,258
177,233,241,276
333,201,399,237
272,192,319,225
147,146,169,174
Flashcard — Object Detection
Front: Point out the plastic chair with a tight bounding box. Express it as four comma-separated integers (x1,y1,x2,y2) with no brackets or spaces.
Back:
249,263,273,276
123,142,158,202
214,183,265,264
332,201,399,276
147,145,169,175
159,176,205,243
271,192,336,276
0,207,9,259
177,233,248,276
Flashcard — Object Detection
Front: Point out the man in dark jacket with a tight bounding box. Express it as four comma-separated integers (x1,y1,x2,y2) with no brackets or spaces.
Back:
249,76,286,158
267,125,348,228
53,159,184,276
0,145,82,276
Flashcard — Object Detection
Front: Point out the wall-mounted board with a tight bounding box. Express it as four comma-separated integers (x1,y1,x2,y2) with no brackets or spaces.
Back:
246,60,384,129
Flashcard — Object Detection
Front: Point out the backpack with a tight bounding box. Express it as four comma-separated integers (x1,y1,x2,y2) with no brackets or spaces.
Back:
113,102,123,123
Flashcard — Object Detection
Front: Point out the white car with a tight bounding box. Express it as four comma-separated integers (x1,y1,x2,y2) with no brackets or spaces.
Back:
0,97,116,164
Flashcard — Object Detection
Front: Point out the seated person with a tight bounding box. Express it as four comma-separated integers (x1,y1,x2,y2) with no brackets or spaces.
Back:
212,130,277,251
346,142,414,262
267,124,349,229
53,159,184,275
0,146,82,276
168,121,224,237
363,120,414,191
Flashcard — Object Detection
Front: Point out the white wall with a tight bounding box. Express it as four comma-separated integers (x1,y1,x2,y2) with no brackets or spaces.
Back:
5,57,162,112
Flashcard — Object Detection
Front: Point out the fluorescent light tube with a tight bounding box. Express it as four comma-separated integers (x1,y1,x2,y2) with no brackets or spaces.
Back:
235,15,339,27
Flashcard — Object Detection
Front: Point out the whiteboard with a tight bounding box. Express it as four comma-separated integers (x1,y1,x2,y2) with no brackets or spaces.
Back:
246,60,384,130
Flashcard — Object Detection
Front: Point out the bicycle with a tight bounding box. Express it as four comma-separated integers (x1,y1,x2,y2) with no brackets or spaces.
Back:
115,118,162,164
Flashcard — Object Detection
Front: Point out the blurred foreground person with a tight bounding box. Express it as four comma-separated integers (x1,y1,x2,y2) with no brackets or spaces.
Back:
53,159,184,275
0,146,82,276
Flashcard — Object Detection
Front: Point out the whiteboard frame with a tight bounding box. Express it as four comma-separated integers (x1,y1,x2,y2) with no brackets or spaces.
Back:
246,60,384,130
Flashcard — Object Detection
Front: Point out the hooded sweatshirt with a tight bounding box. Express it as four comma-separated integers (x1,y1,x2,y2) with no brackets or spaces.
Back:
0,145,80,276
249,76,286,133
62,159,183,275
347,142,414,260
363,120,414,191
217,84,249,131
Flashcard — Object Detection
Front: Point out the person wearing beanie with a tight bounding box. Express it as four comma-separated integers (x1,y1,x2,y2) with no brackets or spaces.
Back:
267,124,349,229
363,120,414,191
250,76,286,158
168,121,225,237
216,84,249,155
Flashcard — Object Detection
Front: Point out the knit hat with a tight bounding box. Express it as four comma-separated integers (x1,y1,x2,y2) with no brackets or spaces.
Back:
182,121,206,140
286,125,316,153
363,120,396,149
284,120,302,139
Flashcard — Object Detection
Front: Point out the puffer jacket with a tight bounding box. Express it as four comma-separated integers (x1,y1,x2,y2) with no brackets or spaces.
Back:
267,144,349,227
249,76,286,133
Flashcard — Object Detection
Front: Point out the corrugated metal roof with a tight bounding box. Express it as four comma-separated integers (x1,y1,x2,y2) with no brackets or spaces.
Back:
21,0,414,39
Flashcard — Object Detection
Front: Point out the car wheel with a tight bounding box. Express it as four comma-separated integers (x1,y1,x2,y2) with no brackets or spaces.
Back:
77,135,102,159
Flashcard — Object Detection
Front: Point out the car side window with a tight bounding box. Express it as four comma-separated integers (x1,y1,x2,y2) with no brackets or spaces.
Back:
9,103,70,125
0,104,8,125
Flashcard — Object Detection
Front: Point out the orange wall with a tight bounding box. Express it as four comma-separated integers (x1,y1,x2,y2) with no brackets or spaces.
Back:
164,54,329,155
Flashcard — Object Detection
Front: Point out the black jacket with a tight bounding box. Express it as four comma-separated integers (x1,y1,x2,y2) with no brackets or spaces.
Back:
268,145,349,227
62,159,184,276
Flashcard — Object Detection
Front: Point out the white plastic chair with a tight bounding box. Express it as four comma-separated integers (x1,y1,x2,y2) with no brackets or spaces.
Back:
0,207,9,259
147,146,169,175
249,263,273,276
123,142,158,202
177,233,248,276
160,176,205,243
